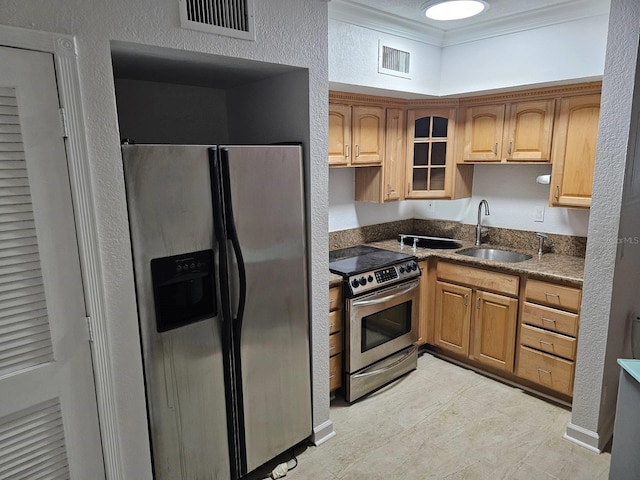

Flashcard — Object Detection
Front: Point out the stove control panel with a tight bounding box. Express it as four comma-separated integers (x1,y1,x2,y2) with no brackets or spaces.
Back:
346,260,421,296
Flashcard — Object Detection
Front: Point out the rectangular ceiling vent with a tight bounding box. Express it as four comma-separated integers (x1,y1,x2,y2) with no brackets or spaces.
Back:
378,41,411,79
179,0,255,41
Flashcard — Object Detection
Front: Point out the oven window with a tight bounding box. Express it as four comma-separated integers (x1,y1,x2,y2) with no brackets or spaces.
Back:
361,300,412,352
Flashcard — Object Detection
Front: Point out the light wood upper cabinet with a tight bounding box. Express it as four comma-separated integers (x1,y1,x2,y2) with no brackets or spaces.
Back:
549,94,601,208
328,102,385,167
382,108,405,201
462,100,555,162
328,103,351,166
463,104,505,161
505,100,555,162
406,107,457,199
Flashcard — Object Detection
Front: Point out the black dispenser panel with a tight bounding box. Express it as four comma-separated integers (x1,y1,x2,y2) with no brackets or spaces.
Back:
150,249,216,332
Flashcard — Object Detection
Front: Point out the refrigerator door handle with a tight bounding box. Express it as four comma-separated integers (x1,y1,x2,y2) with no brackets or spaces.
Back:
220,147,247,334
209,147,244,479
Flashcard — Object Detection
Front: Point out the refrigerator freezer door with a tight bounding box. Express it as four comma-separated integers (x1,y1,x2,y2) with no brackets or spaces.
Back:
122,145,231,479
223,145,312,473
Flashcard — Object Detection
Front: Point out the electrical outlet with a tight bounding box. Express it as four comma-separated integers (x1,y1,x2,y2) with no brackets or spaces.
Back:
534,207,545,222
426,201,435,213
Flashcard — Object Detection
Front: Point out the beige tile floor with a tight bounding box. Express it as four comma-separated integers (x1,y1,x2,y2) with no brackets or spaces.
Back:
290,352,611,480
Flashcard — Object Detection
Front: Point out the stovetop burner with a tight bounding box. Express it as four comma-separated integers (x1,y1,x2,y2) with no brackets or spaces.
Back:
329,245,420,297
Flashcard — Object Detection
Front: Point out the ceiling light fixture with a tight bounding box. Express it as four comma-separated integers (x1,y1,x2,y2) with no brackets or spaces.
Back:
423,0,489,21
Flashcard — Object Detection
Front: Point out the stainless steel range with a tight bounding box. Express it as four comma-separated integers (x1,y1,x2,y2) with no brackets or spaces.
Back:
329,245,421,402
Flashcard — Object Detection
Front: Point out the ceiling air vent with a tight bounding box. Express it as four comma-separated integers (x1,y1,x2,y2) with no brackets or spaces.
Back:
378,41,411,79
179,0,255,41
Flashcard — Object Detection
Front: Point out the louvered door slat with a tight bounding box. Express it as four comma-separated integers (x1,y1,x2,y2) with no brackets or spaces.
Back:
0,399,69,480
0,88,52,380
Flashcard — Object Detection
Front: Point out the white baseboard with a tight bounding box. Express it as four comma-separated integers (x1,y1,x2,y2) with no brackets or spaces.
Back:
565,417,614,453
311,420,336,446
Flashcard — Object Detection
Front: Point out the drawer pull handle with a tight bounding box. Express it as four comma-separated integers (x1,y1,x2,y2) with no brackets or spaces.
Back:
329,374,336,379
329,345,336,351
539,340,553,347
540,317,557,325
329,323,335,328
544,292,560,298
537,368,552,375
330,298,335,304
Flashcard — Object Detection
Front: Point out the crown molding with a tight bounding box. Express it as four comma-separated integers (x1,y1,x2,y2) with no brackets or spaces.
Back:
329,0,610,47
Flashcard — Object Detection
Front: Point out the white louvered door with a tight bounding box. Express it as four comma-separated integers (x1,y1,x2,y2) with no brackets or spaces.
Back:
0,47,105,478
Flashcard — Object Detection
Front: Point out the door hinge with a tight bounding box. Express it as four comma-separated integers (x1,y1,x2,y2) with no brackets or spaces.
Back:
59,107,69,138
86,316,95,343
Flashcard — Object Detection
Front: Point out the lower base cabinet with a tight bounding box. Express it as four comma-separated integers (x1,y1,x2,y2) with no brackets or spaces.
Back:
515,278,581,397
434,262,519,373
329,286,343,393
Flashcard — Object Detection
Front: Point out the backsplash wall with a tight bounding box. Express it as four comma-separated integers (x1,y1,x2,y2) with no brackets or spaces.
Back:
329,164,591,237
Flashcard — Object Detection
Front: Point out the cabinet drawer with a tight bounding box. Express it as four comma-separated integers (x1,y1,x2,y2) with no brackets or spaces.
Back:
517,345,574,396
329,353,342,391
525,279,581,312
520,324,576,360
329,287,342,312
437,262,519,296
329,331,343,357
329,310,342,335
522,302,579,337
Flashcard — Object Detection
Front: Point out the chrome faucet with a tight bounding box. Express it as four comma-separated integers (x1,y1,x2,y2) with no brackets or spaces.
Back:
536,232,548,256
475,199,490,246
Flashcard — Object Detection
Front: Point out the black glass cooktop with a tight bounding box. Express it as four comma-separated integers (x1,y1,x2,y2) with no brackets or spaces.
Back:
329,245,416,276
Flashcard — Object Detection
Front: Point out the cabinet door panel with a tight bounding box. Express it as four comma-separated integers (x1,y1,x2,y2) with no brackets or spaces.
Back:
352,106,385,165
434,281,472,355
472,291,518,372
506,100,555,161
383,108,405,201
550,94,601,208
329,103,351,166
463,104,505,161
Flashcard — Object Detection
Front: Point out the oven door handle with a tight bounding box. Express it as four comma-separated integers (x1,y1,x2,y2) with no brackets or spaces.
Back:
352,346,418,378
352,280,420,307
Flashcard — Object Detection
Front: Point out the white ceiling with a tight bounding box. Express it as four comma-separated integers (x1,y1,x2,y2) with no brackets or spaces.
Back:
330,0,610,46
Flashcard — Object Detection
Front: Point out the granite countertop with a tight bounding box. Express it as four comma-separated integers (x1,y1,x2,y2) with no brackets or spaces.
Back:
329,238,584,289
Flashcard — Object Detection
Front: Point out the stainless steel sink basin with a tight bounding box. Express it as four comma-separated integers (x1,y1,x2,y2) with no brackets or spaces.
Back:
456,248,532,263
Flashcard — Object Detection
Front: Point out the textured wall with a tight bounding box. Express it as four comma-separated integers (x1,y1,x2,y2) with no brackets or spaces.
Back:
570,0,640,450
329,165,590,237
0,0,329,478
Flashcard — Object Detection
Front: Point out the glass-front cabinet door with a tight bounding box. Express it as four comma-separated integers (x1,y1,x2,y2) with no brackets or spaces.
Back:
405,108,456,199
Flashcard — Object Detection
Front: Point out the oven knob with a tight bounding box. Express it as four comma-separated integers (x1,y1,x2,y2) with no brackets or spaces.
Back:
359,276,367,285
368,275,373,283
399,266,405,273
410,262,417,271
351,278,359,288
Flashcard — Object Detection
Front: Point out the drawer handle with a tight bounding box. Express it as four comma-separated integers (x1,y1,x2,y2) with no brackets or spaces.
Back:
539,340,553,347
537,368,552,375
329,374,336,379
330,298,335,304
329,345,336,351
544,292,560,298
540,317,557,325
329,322,335,328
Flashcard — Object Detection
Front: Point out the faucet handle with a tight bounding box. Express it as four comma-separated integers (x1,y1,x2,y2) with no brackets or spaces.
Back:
536,232,547,256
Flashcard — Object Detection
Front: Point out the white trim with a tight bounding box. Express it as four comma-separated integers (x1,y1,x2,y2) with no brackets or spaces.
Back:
0,24,123,480
329,0,610,47
311,419,336,446
564,420,613,453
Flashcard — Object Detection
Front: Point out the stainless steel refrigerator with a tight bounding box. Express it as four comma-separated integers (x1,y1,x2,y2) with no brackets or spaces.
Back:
122,144,312,480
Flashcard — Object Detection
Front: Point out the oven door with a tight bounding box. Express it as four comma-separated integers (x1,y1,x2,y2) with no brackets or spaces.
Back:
346,279,420,373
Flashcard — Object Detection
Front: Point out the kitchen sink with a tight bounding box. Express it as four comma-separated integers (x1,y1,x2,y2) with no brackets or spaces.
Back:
398,234,462,249
456,248,532,263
